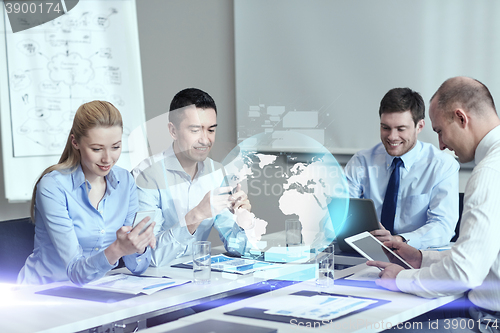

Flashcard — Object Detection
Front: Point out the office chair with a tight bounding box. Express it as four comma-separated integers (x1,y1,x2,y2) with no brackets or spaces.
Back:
0,217,35,283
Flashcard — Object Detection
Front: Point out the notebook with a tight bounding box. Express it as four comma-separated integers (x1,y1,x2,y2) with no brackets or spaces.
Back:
163,319,277,333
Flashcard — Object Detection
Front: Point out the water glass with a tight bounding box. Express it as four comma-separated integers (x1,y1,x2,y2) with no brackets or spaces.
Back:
316,251,334,287
285,219,302,247
193,241,211,284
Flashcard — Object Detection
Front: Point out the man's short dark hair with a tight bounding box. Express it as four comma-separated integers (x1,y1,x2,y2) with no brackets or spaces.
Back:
379,88,425,125
169,88,217,126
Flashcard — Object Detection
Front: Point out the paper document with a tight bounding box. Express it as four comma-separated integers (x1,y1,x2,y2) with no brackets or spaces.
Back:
184,254,278,275
262,295,376,321
86,274,190,295
344,266,381,281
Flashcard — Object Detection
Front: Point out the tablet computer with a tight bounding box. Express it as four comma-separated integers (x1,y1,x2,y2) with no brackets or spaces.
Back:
345,231,413,269
329,198,380,252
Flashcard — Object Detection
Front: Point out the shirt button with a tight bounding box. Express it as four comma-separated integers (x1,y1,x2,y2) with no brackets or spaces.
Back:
100,229,105,234
95,247,99,251
138,259,142,262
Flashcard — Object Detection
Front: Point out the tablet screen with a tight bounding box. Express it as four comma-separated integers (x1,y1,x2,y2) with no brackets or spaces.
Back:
351,236,412,269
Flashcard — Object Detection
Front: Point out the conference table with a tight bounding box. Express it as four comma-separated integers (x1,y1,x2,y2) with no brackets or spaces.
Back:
0,243,459,333
140,272,457,333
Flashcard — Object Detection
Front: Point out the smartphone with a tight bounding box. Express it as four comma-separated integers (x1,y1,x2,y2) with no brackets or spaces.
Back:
345,231,414,269
219,175,238,195
132,210,156,235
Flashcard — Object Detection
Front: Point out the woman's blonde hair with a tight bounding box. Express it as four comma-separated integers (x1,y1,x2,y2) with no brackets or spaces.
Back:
30,100,123,222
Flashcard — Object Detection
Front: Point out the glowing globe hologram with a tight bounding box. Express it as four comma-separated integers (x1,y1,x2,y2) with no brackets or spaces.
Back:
221,131,350,263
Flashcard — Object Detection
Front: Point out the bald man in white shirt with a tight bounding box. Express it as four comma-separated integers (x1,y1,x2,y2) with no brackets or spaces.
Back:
368,76,500,332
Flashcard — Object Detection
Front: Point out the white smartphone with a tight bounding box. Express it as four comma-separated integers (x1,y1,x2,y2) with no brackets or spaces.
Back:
132,210,156,235
345,231,414,270
220,175,238,195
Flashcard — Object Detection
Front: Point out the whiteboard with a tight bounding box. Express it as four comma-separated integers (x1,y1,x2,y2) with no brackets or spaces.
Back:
234,0,500,154
0,0,146,201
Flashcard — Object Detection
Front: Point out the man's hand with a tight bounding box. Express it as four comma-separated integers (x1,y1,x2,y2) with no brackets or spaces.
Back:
370,222,404,243
366,239,422,292
185,184,253,234
366,261,404,291
230,184,251,212
380,240,422,269
210,186,235,215
185,187,233,234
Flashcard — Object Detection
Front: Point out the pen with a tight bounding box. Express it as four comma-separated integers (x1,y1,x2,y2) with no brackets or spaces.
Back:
143,281,175,290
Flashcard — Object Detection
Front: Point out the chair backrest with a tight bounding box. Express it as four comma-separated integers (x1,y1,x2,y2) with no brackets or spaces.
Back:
451,193,465,242
0,217,35,283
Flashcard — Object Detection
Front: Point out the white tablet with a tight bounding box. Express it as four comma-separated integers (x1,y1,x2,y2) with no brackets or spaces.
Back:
345,231,413,269
132,210,156,235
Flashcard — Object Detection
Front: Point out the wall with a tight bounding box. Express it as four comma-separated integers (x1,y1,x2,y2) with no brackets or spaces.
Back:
134,0,236,246
0,0,237,226
0,1,472,252
233,1,500,155
136,0,236,151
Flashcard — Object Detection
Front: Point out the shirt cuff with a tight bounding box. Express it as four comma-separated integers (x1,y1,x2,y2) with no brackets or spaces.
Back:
95,249,117,271
137,245,151,259
400,232,421,249
124,246,151,274
179,216,198,238
395,268,418,293
135,246,151,270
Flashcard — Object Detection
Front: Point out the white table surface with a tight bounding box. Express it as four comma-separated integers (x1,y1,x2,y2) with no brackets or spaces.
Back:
141,264,459,333
0,253,318,333
0,242,458,333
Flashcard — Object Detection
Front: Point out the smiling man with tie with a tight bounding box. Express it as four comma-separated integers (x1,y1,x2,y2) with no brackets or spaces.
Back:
344,88,460,249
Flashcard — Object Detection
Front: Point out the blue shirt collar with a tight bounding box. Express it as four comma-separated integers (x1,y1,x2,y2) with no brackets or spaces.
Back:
385,140,422,171
71,164,119,191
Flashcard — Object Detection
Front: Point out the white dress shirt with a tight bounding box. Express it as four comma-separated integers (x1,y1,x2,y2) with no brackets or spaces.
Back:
133,146,248,267
397,125,500,312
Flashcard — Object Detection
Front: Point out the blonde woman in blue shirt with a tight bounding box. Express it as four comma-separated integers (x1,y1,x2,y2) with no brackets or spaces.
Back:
18,101,156,285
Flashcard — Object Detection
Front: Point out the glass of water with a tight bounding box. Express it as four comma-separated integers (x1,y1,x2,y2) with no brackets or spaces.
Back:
316,250,334,288
193,241,211,284
285,219,302,247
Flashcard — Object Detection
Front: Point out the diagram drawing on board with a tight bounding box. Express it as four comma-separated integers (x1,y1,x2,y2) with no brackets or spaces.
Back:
5,1,143,158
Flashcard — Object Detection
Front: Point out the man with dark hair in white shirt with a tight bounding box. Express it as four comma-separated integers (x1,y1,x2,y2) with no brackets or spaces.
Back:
368,76,500,332
133,88,265,267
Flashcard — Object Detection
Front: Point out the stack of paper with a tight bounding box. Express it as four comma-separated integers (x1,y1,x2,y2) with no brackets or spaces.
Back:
85,274,190,295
